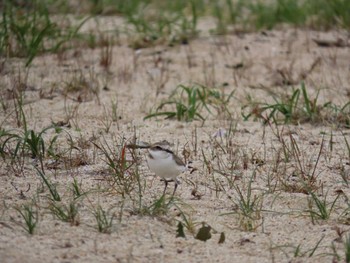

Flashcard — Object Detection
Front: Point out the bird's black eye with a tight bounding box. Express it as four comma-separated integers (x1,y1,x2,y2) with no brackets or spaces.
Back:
155,146,163,150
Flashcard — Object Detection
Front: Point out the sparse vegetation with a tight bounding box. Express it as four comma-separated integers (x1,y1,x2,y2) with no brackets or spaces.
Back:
136,195,176,217
0,1,88,66
242,83,350,127
144,84,233,122
93,137,141,198
92,205,115,233
49,200,80,226
124,1,199,49
0,121,60,174
272,235,326,259
14,203,39,235
345,235,350,263
1,0,350,262
307,191,340,223
221,171,263,231
36,168,62,201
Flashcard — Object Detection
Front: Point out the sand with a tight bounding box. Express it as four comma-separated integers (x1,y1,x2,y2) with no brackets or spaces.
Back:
1,16,350,263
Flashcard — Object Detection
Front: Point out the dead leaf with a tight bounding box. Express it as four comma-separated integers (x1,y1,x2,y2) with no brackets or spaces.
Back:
176,222,186,238
218,232,225,244
195,223,212,242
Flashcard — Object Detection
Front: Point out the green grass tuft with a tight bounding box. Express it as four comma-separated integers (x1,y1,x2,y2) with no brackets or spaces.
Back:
145,84,233,122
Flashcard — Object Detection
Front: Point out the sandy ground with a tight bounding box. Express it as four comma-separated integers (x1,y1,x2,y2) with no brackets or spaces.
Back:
1,16,350,263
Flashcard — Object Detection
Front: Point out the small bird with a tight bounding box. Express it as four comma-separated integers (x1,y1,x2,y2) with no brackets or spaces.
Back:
146,141,187,196
127,140,188,196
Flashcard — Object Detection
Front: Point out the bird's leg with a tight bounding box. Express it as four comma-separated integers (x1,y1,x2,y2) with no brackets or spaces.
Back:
162,180,168,196
172,181,178,196
161,179,177,196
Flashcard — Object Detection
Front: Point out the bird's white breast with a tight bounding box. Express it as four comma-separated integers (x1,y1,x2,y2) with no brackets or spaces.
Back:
147,149,185,180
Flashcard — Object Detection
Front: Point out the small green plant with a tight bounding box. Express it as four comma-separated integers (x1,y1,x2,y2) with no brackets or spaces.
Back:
15,203,38,235
87,0,350,32
93,138,139,198
137,195,173,217
145,84,205,121
71,178,83,199
177,211,198,236
325,102,350,128
22,126,57,170
134,192,191,219
0,1,88,66
111,98,120,123
1,126,61,176
213,0,350,31
272,235,325,259
281,134,323,193
305,0,350,30
0,128,18,159
36,168,61,201
345,234,350,263
144,84,233,122
92,205,115,234
248,0,306,30
242,83,350,127
339,164,350,187
63,70,100,103
0,99,60,171
124,1,198,48
211,0,245,34
307,191,340,223
49,200,79,226
221,170,263,231
242,83,322,124
343,132,350,160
